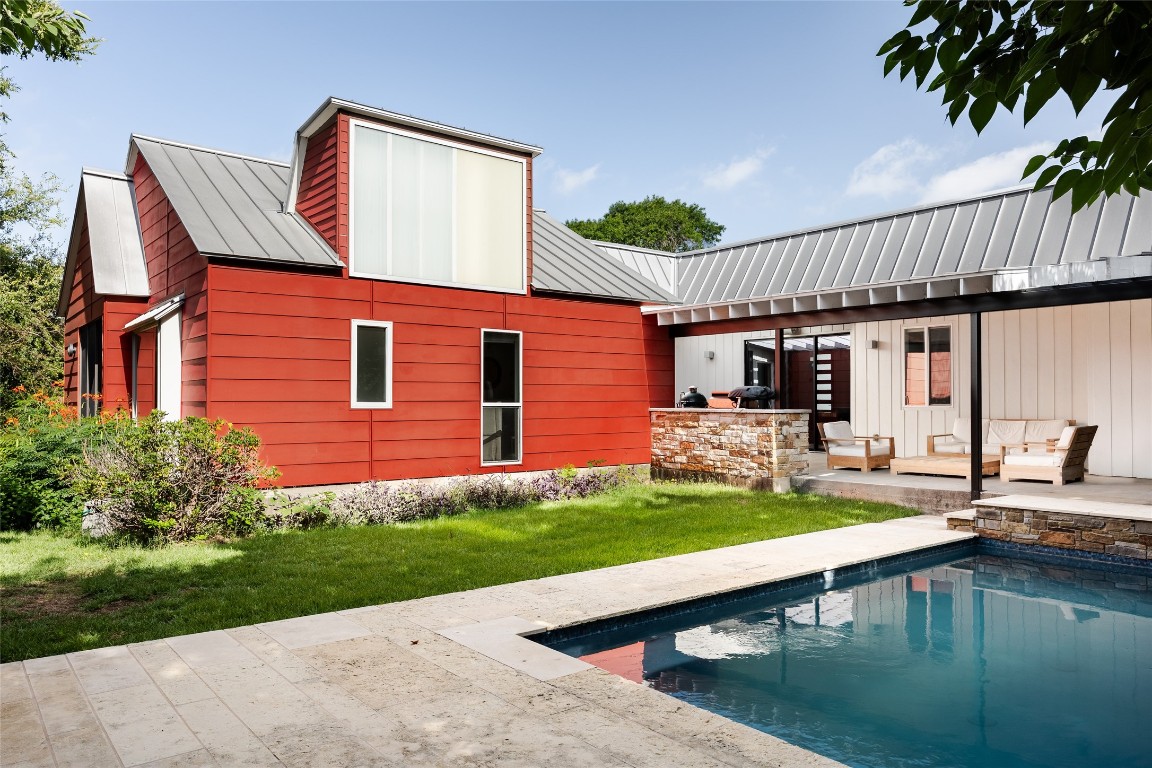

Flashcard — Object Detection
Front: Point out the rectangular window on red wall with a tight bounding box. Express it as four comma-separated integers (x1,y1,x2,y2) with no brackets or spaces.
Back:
351,320,393,409
481,329,521,465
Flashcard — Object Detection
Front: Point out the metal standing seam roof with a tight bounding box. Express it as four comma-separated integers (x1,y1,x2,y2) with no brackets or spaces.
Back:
673,186,1152,306
592,241,679,296
530,211,679,304
128,136,343,269
56,169,150,316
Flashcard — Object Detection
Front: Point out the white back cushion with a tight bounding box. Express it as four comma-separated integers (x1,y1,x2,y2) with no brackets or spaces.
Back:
1025,419,1070,443
823,421,855,441
987,420,1026,447
1056,425,1077,450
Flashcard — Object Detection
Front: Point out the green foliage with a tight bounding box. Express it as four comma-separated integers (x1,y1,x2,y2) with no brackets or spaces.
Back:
0,1,97,62
565,195,726,253
70,413,281,545
0,166,66,411
880,1,1152,211
0,388,125,531
0,485,913,660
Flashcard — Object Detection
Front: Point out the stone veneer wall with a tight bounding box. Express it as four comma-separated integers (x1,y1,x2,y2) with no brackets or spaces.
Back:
650,409,810,493
949,502,1152,561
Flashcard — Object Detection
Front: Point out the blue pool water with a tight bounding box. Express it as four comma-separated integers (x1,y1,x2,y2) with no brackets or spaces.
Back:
543,546,1152,768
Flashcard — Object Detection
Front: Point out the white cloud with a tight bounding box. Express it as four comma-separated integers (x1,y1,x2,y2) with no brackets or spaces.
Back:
703,148,774,190
918,142,1051,203
554,163,600,194
846,139,939,199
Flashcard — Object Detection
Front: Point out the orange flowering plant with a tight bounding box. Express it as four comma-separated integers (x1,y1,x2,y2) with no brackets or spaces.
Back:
0,387,128,531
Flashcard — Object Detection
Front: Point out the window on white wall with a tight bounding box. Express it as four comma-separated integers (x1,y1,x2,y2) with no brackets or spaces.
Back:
904,325,952,406
350,122,526,293
352,320,393,408
481,330,521,465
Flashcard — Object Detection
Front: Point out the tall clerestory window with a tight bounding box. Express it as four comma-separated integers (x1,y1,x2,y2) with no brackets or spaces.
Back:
350,122,526,293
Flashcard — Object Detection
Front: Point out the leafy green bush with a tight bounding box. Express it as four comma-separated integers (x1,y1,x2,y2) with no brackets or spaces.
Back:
71,412,280,544
0,387,127,531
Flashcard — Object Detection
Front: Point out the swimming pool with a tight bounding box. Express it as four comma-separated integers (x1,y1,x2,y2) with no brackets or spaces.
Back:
540,544,1152,768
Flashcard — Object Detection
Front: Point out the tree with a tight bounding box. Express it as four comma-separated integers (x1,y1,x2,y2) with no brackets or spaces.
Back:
879,1,1152,211
0,1,96,410
1,168,65,412
565,196,725,253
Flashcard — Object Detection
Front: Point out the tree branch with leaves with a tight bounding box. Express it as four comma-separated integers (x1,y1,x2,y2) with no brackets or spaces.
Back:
880,0,1152,211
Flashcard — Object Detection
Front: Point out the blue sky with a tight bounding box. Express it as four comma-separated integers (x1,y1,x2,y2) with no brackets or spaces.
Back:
6,1,1114,246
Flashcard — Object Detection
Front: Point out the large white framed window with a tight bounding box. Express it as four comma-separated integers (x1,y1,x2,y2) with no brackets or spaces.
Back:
481,329,522,465
904,325,952,407
350,120,527,294
351,320,393,409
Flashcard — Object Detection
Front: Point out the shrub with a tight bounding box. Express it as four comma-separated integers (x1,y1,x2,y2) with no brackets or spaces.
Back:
0,386,128,531
70,412,280,544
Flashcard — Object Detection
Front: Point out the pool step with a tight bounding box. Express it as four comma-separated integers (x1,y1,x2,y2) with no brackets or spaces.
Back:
943,508,977,532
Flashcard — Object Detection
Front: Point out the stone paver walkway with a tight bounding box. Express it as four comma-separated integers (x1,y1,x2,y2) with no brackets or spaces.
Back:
1,518,971,767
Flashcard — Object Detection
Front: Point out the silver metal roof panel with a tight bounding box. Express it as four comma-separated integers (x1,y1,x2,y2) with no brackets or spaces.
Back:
1091,194,1132,261
982,193,1026,271
530,211,677,303
1062,196,1104,263
956,198,1000,275
935,202,978,276
1032,193,1073,267
911,208,954,279
56,169,150,315
1122,193,1152,257
593,242,677,295
834,223,873,288
131,136,342,268
889,211,932,281
871,214,912,284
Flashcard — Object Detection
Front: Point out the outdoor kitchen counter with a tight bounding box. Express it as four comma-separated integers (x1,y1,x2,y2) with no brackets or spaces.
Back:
650,408,811,492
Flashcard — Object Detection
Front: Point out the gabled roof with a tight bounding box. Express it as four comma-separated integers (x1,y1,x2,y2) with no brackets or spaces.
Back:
531,211,679,304
56,169,150,316
128,136,343,268
673,185,1152,306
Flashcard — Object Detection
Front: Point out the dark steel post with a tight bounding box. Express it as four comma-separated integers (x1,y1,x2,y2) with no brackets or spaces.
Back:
970,312,983,501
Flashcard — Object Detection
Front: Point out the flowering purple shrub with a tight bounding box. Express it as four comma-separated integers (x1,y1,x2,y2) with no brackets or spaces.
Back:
272,464,638,530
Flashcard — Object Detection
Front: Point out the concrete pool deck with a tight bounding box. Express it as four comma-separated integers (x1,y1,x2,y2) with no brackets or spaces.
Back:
1,517,972,767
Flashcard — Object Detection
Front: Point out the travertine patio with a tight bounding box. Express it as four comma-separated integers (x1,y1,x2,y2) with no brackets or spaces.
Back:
1,517,970,767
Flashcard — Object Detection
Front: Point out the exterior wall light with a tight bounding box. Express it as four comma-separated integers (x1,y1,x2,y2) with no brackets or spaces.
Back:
705,350,715,360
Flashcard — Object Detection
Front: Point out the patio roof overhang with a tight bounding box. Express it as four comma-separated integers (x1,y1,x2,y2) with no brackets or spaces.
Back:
644,254,1152,337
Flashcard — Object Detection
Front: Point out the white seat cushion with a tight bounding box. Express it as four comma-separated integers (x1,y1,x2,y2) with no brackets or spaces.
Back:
1003,453,1062,467
934,443,969,455
952,418,989,444
828,443,891,458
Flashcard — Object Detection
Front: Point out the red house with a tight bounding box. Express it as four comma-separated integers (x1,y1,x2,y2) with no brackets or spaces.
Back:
57,98,676,486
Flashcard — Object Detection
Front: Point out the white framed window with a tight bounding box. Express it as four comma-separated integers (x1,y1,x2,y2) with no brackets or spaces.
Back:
349,120,527,294
904,325,952,407
351,320,393,409
481,329,522,465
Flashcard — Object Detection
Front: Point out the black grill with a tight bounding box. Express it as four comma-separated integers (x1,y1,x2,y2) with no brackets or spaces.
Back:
727,386,776,408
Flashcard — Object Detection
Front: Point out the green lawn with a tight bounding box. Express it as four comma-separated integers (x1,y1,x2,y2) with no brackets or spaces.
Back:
0,483,913,661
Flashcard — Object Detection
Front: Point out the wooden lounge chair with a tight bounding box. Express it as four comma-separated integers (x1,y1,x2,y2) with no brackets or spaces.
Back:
819,421,895,472
999,425,1097,485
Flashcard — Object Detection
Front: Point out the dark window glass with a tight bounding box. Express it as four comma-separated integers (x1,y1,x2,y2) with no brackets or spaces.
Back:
482,406,520,463
356,324,389,403
79,319,103,417
483,331,519,404
904,328,926,406
928,326,952,405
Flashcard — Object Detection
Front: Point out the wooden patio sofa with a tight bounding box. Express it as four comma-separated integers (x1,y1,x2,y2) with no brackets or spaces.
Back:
999,424,1098,485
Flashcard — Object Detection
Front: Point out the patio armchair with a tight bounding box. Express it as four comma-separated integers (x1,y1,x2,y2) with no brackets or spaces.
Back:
819,421,895,473
999,425,1097,485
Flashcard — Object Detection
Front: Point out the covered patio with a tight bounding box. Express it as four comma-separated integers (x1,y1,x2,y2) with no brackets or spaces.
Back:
794,452,1152,514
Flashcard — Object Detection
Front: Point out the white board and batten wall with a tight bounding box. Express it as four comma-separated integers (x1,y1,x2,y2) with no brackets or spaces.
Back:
675,298,1152,479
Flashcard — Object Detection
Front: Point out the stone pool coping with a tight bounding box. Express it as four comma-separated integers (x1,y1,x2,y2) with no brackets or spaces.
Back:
1,517,971,768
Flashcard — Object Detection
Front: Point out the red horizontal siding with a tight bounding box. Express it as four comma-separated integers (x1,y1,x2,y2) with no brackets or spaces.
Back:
295,118,339,250
206,261,674,487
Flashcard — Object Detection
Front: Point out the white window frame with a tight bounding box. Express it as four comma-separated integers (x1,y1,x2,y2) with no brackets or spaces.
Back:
902,323,954,408
480,328,523,466
348,119,528,295
351,319,394,409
